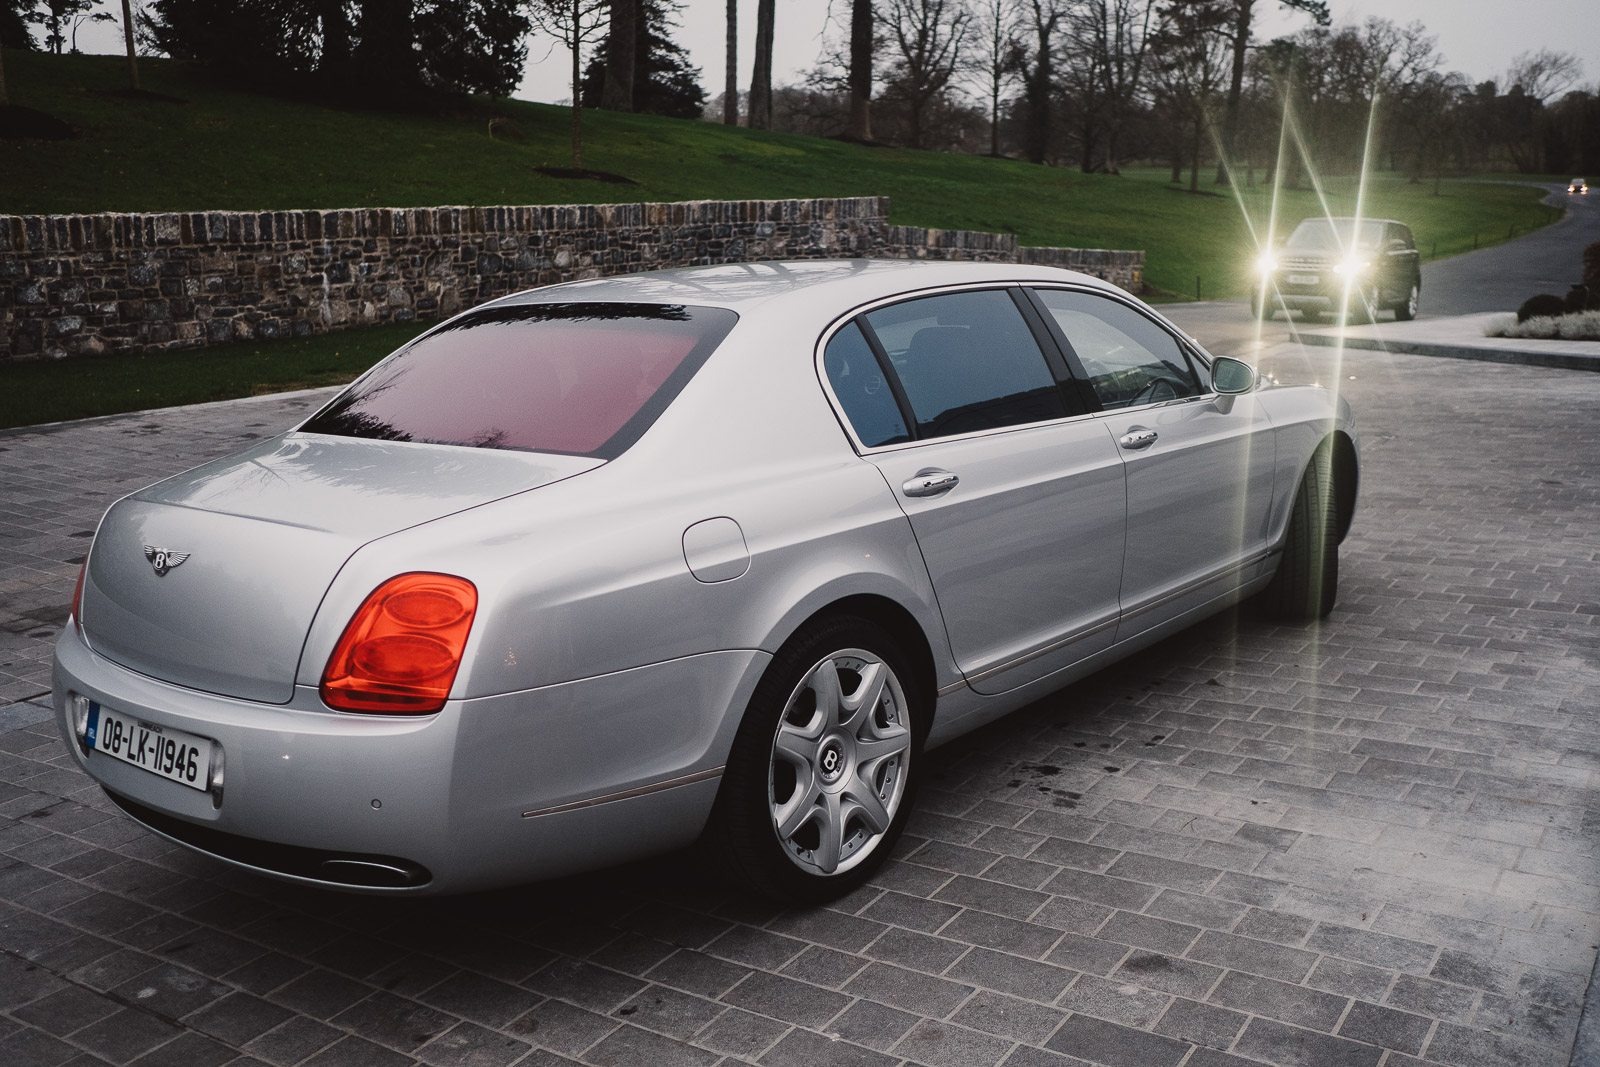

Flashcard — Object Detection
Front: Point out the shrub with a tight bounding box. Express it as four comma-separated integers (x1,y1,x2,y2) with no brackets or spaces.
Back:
1487,309,1600,341
1517,293,1566,322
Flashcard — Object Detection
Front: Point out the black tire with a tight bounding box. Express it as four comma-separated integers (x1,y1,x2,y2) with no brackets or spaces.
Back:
1251,287,1269,320
712,615,925,903
1394,280,1419,321
1260,441,1338,621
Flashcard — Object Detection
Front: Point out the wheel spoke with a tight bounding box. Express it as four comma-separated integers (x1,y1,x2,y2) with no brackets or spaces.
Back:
855,722,911,769
806,659,844,729
813,791,845,874
843,781,892,835
774,775,822,840
774,723,820,768
839,660,887,734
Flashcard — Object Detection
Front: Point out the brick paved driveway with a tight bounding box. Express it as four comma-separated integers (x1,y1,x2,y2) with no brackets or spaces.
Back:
0,346,1596,1067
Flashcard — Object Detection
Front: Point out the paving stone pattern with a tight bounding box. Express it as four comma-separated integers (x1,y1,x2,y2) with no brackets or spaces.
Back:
0,345,1597,1067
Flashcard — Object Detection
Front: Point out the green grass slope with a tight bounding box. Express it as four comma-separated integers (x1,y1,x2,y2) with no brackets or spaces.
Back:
1,51,1560,299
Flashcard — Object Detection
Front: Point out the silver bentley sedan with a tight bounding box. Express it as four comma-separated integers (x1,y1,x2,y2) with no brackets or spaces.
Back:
53,259,1358,902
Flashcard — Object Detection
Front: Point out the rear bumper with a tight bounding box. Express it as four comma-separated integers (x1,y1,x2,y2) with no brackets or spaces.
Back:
52,625,768,894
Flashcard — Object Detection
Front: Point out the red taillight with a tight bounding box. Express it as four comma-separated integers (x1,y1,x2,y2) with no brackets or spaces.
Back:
320,573,478,714
70,559,88,635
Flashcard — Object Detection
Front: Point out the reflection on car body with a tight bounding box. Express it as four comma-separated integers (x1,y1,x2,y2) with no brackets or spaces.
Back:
53,260,1359,902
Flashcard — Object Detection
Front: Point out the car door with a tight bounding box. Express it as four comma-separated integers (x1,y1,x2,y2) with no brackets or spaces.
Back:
820,287,1127,696
1027,286,1278,641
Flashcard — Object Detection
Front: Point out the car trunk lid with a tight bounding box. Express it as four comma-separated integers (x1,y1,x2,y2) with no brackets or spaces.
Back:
81,434,600,704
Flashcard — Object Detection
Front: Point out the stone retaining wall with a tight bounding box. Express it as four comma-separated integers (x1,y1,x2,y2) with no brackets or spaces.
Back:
0,197,1143,362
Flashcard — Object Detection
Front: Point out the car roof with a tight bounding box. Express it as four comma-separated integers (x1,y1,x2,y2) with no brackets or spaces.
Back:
488,259,1122,313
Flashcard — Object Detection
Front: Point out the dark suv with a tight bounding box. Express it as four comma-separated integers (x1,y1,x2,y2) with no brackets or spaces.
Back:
1253,217,1422,322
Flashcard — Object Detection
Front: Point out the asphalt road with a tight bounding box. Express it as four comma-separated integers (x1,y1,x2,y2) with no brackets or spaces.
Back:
1161,181,1599,357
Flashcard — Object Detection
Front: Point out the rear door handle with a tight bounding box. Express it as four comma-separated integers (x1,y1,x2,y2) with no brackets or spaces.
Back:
902,469,959,497
1119,429,1158,450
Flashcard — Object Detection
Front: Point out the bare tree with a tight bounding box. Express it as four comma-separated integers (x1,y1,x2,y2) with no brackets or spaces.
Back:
1080,0,1157,173
1213,0,1329,185
724,0,737,123
528,0,609,168
748,0,775,128
1151,0,1230,192
1506,49,1582,104
847,0,873,140
961,0,1022,156
876,0,969,149
1018,0,1065,164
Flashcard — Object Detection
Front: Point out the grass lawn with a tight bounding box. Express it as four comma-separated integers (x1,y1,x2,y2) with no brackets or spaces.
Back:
0,322,426,430
0,50,1565,428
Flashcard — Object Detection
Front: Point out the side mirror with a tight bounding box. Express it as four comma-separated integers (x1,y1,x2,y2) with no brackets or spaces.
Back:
1212,356,1258,395
1386,238,1408,253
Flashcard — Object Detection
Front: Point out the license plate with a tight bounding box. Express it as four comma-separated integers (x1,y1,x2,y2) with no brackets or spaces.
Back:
1287,273,1319,285
86,702,212,791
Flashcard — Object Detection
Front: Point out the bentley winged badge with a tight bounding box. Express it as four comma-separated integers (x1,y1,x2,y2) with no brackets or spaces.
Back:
143,546,190,577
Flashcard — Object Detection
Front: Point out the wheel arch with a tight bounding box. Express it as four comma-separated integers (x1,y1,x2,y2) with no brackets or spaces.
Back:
777,593,940,730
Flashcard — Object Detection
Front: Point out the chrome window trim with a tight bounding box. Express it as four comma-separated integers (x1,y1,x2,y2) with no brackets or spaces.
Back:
816,279,1117,456
814,280,1227,458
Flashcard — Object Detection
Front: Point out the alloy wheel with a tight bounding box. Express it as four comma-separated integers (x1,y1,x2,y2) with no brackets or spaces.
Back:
768,648,911,876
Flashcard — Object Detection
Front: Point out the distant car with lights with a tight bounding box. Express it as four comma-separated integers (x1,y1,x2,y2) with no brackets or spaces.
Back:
1253,217,1421,323
1570,178,1589,195
53,259,1358,902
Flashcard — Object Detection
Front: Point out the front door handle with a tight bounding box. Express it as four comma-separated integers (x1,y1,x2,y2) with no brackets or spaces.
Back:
1119,429,1158,450
902,469,960,497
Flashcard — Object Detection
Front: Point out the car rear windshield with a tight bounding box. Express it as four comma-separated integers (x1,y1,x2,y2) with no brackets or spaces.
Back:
1287,219,1385,251
300,302,738,459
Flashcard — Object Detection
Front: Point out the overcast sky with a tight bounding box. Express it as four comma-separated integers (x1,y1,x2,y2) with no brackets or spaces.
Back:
67,0,1596,108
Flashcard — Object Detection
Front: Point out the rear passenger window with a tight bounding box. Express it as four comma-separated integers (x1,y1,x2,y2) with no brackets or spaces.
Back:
823,321,910,447
1033,289,1201,410
862,290,1066,439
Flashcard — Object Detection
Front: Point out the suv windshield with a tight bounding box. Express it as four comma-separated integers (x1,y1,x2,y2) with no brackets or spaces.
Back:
1286,219,1385,251
300,302,738,459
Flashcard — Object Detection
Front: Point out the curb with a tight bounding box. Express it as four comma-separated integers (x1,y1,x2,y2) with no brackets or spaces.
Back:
1299,331,1600,372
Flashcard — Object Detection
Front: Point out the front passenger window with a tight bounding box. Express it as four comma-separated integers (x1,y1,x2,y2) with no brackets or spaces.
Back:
1033,289,1201,410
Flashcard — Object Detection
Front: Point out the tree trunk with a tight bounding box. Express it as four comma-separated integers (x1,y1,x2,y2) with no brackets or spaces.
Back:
355,0,418,98
1215,0,1252,186
602,0,637,112
1170,149,1182,182
990,77,1001,156
318,0,352,78
723,0,738,123
748,0,775,130
847,0,873,141
120,0,140,91
1189,117,1201,192
571,0,584,168
0,45,8,108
